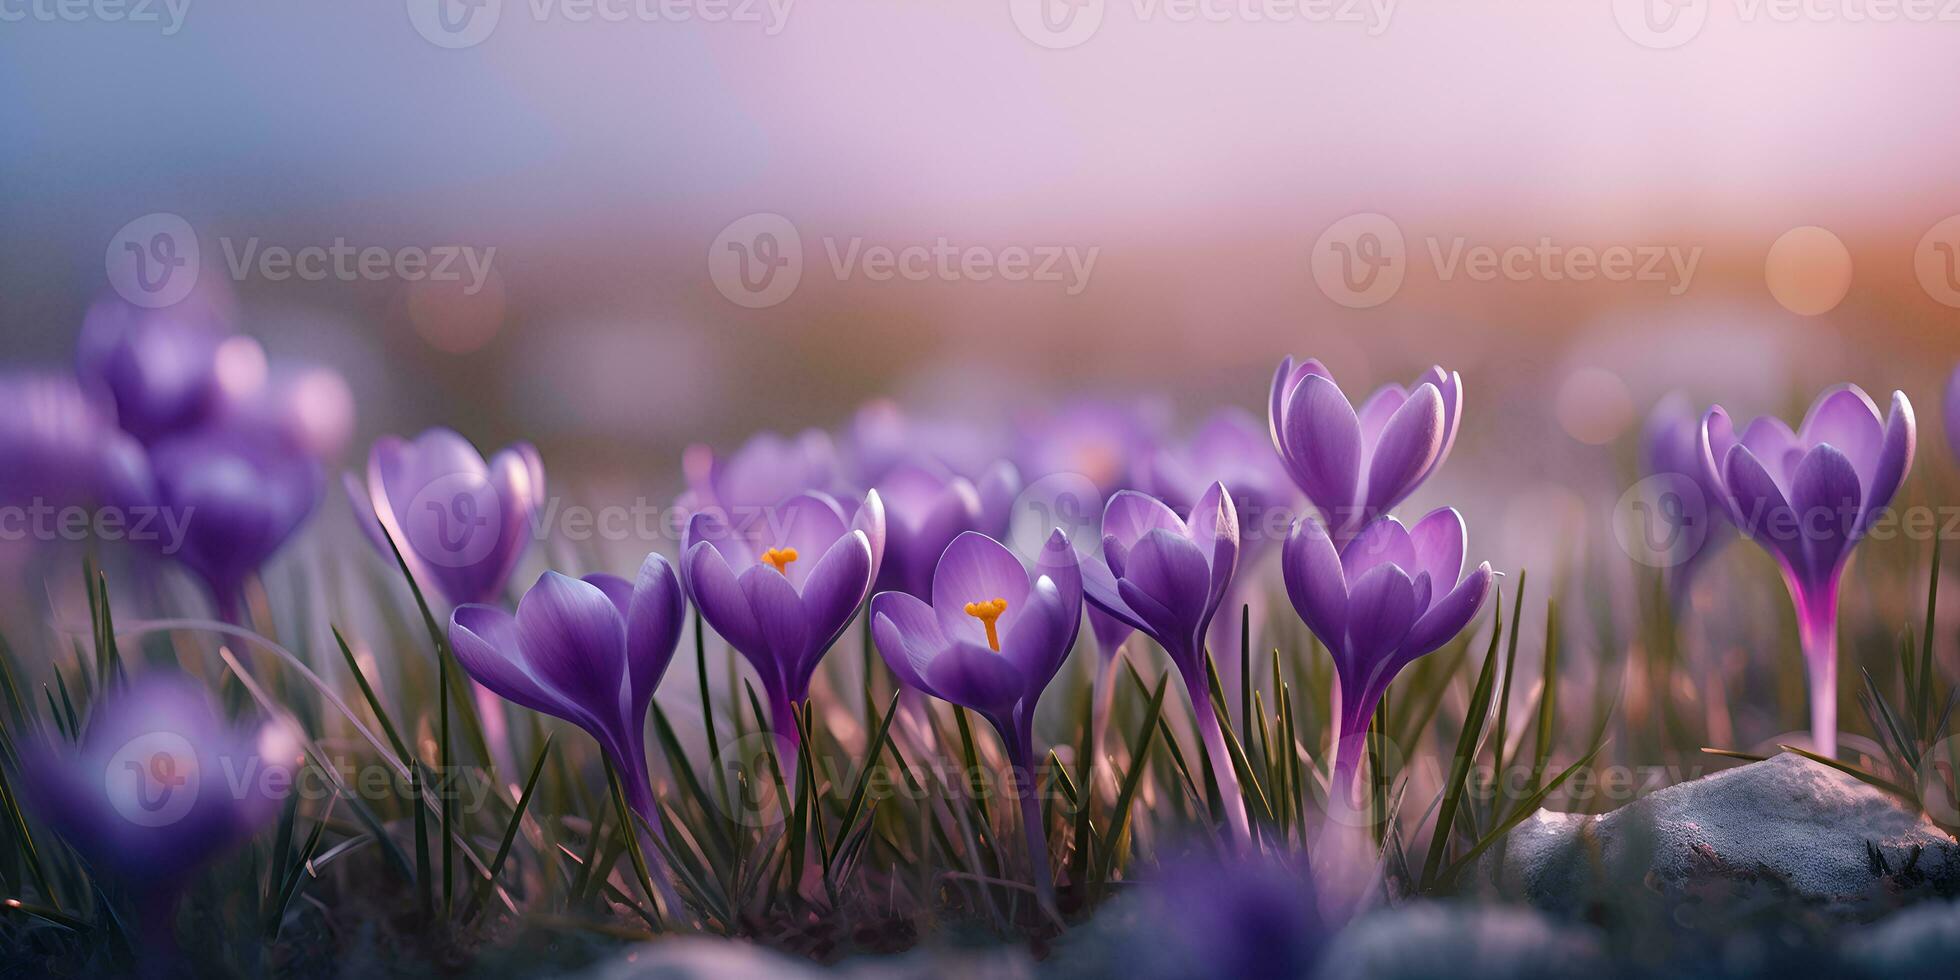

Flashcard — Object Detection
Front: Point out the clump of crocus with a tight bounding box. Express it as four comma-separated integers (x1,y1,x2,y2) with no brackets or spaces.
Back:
871,530,1082,913
1699,384,1913,757
869,458,1021,599
1268,357,1462,544
347,428,546,607
141,428,322,623
1638,392,1733,607
1081,483,1249,842
683,490,884,768
23,672,297,954
448,554,686,908
1283,508,1493,815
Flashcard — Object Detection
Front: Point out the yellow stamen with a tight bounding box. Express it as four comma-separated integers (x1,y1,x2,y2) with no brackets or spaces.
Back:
963,597,1009,652
761,547,798,575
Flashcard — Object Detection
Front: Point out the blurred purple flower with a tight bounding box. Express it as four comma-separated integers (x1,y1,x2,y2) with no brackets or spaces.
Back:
0,373,151,512
1699,384,1913,757
681,428,845,517
1268,357,1462,543
450,556,683,840
142,428,322,622
349,428,545,608
1133,855,1325,980
75,297,232,445
870,529,1081,911
683,490,885,761
23,672,295,924
1014,398,1162,496
848,399,1011,485
1283,508,1493,812
1638,392,1733,607
1081,483,1248,842
869,458,1021,599
1944,363,1960,465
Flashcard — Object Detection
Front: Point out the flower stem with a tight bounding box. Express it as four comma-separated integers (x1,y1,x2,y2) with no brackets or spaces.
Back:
1004,715,1058,920
1800,615,1839,759
1192,695,1250,846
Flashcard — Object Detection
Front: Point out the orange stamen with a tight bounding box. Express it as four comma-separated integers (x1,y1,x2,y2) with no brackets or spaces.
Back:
963,597,1009,651
762,547,798,574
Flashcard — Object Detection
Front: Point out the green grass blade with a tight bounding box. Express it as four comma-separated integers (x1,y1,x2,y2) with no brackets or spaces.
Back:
1420,584,1504,891
332,627,412,767
465,734,553,923
1096,672,1169,885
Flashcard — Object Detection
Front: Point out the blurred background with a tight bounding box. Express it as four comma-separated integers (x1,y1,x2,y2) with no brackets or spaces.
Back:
3,0,1960,584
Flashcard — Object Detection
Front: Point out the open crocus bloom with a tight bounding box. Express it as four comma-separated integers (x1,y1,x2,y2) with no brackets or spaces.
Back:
871,529,1081,911
683,490,885,759
1268,357,1462,544
449,556,687,908
870,458,1020,599
1283,508,1493,813
681,428,847,518
1081,483,1248,842
143,427,322,622
352,428,545,608
1699,384,1914,757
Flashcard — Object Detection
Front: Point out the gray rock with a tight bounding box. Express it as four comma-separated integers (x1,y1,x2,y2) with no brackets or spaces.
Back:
1314,903,1607,980
1842,898,1960,979
573,938,819,980
1478,752,1959,911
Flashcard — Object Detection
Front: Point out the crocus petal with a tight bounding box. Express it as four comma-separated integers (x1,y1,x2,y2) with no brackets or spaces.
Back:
1740,416,1804,496
514,572,628,727
1033,527,1084,620
998,575,1073,700
1698,406,1738,516
1407,508,1466,595
1401,562,1493,658
1860,391,1915,529
1363,383,1445,515
1798,384,1884,482
450,603,573,720
852,489,888,588
793,529,874,690
870,591,945,693
623,553,685,717
1354,385,1408,447
1341,563,1417,682
932,531,1035,647
1279,373,1362,518
583,573,634,619
1723,445,1803,578
1341,516,1415,582
763,492,849,591
974,461,1022,534
924,642,1026,715
1186,482,1241,618
1102,489,1186,552
1082,557,1151,636
1788,444,1863,582
685,542,765,657
1120,528,1213,641
1281,515,1348,645
735,564,811,693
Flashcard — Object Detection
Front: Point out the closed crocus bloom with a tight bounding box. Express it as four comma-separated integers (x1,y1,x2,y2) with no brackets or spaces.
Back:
0,373,150,512
1637,393,1733,607
448,555,686,906
75,297,233,445
352,428,545,608
1284,508,1493,814
145,428,322,622
871,530,1082,912
871,458,1021,599
683,490,885,763
1268,357,1462,543
1699,384,1914,757
1082,483,1248,842
24,672,296,948
1944,364,1960,464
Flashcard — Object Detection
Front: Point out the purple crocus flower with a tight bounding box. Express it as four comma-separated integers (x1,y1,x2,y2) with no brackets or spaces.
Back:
1944,363,1960,465
1268,358,1462,543
1081,483,1249,842
870,529,1081,911
1283,508,1493,813
1014,398,1163,497
143,428,322,622
1132,855,1325,980
23,672,296,946
870,458,1021,599
349,428,546,608
1637,392,1732,607
448,554,686,907
0,373,150,512
681,428,846,518
1698,384,1914,757
849,399,1012,487
75,297,235,445
683,490,885,764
